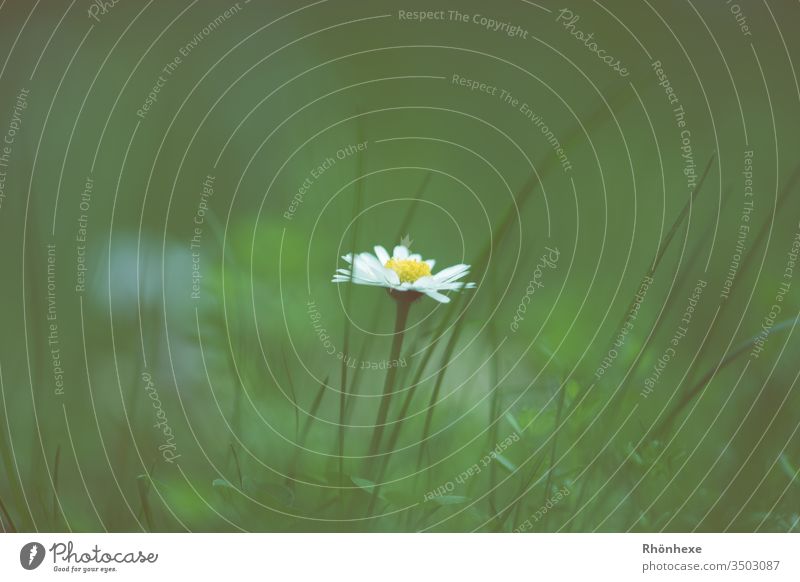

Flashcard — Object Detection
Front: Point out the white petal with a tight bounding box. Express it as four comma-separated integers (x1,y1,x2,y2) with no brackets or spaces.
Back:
425,259,436,269
339,276,389,287
434,263,470,282
363,253,391,277
425,290,451,303
360,254,397,286
358,253,401,286
393,245,409,259
359,252,383,271
352,254,385,284
429,282,461,290
384,267,401,286
333,268,383,285
409,275,435,290
374,245,390,264
408,253,422,261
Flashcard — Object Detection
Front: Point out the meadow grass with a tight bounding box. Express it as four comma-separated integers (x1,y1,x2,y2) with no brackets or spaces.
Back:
2,78,798,534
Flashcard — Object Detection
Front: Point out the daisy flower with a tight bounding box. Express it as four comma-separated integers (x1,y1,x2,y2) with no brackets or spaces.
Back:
332,244,475,303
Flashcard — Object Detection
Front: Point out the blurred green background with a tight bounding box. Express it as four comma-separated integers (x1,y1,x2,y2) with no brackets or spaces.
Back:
0,0,798,532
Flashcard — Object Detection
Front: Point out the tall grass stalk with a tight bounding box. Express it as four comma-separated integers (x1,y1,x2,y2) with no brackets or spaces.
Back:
614,187,733,410
644,162,800,447
567,155,715,525
572,154,715,412
51,445,62,528
135,462,157,531
654,317,800,437
367,295,414,461
339,154,365,485
364,296,417,517
0,494,15,532
410,171,543,475
414,300,468,474
230,444,244,489
680,162,800,393
486,274,503,515
281,350,300,446
540,380,567,530
370,312,439,484
400,82,633,489
0,363,29,530
496,454,547,531
286,376,329,484
399,82,618,476
344,173,429,417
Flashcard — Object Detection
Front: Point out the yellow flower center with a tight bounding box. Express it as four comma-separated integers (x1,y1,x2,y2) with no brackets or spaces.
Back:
385,258,431,283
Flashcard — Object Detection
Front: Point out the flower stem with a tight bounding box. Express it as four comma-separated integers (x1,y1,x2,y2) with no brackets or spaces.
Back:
367,296,412,461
